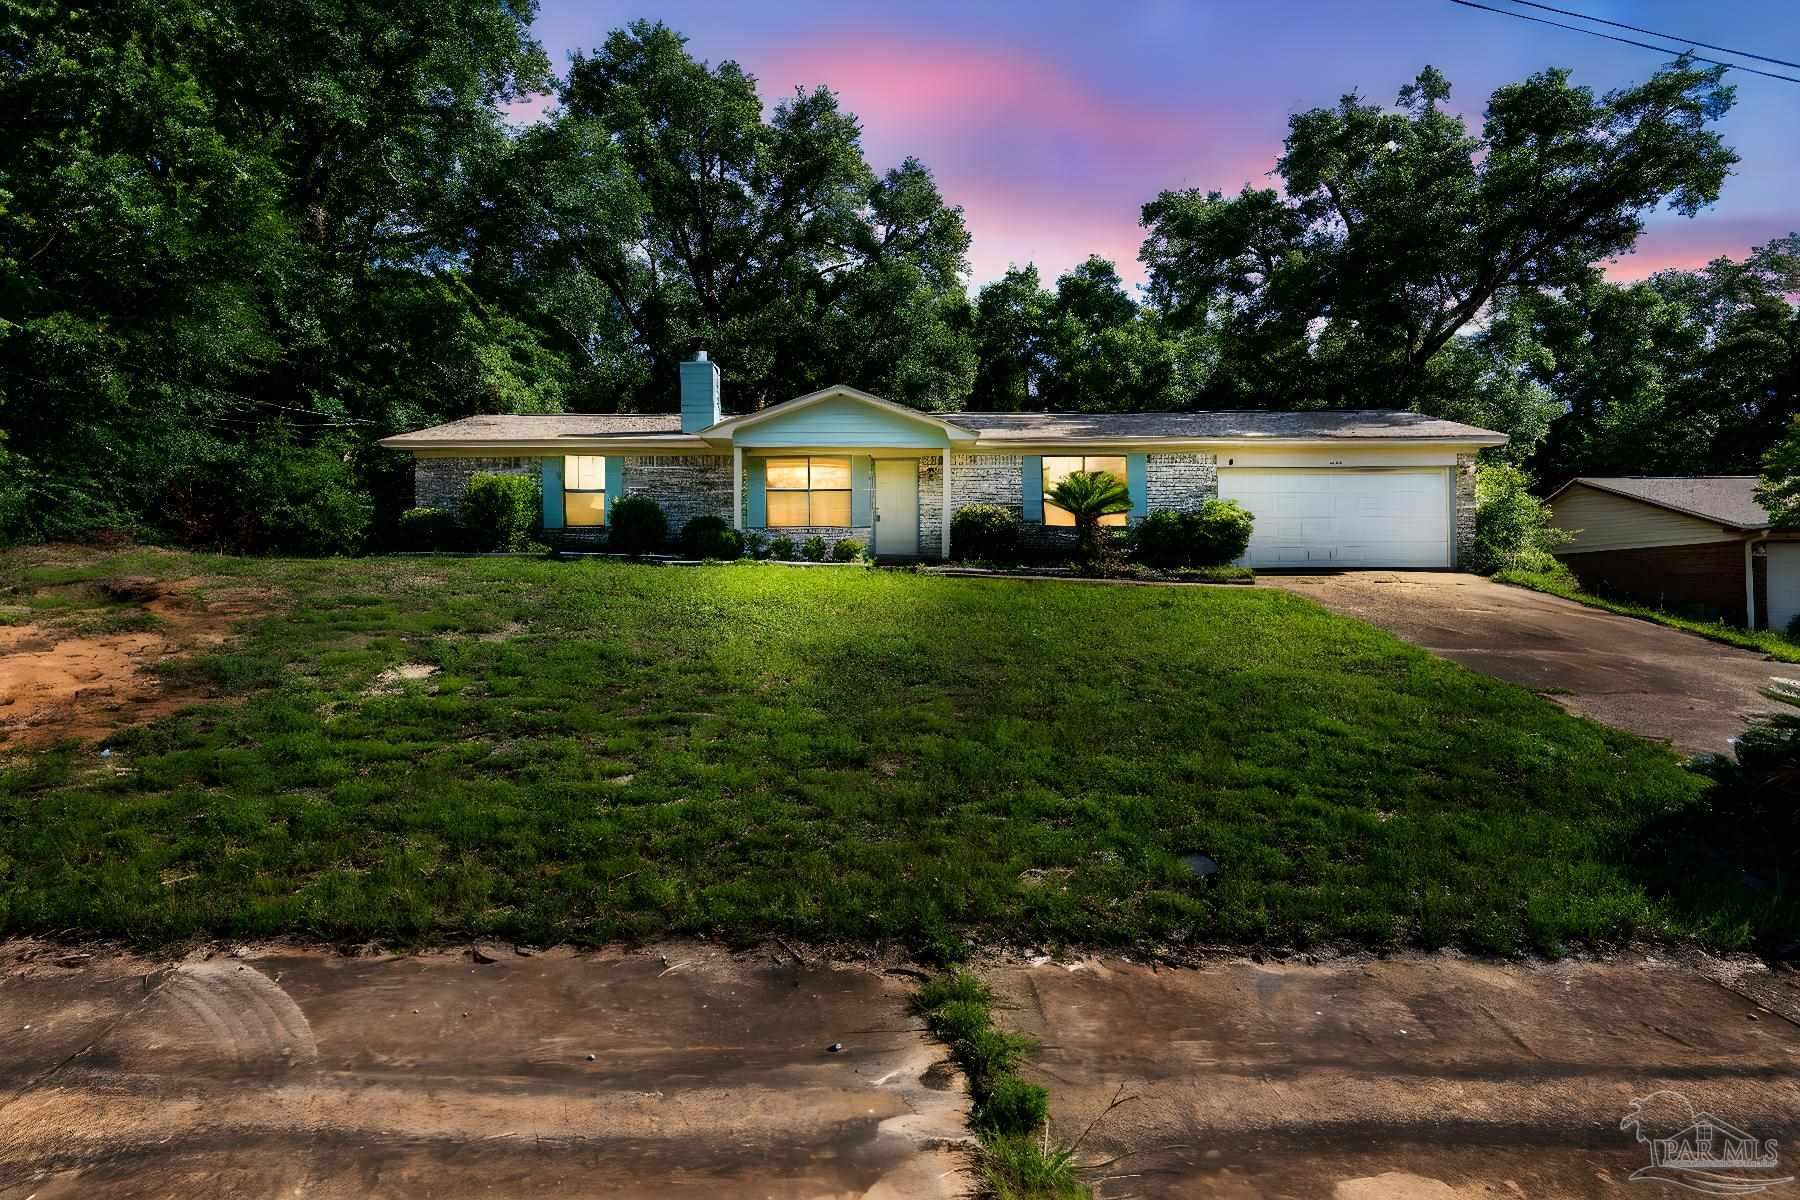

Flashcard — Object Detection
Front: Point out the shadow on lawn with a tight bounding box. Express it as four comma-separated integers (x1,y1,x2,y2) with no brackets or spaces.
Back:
1631,682,1800,958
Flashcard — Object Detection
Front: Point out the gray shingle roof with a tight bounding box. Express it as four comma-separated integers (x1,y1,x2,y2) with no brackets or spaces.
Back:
381,413,688,446
1568,477,1773,530
381,406,1506,447
938,409,1506,441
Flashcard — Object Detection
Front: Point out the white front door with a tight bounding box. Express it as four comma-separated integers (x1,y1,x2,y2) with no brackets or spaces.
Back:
1219,469,1452,568
1768,543,1800,632
874,459,919,556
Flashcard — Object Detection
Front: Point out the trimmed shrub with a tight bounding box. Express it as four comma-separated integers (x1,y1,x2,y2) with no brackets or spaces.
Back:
1131,509,1188,568
742,529,769,560
682,514,743,560
462,473,539,552
397,507,459,551
607,494,668,555
1130,501,1254,568
831,537,865,562
801,535,828,562
1185,498,1255,566
768,535,797,561
950,503,1020,562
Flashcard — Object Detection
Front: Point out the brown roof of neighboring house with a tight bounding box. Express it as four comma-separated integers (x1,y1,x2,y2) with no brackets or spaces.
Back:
1555,476,1774,531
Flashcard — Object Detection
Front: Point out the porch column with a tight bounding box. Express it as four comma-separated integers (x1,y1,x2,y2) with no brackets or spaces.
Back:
732,445,743,531
940,447,951,559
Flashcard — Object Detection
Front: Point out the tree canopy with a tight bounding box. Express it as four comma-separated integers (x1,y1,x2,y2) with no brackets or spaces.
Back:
1,7,1793,551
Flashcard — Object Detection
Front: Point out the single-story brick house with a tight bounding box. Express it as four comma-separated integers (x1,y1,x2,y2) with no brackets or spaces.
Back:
1546,476,1800,630
381,351,1507,567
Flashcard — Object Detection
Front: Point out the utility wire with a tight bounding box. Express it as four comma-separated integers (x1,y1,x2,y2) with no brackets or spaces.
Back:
1502,0,1800,71
1448,0,1800,85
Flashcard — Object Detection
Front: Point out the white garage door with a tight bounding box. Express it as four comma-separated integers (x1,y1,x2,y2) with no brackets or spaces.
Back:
1768,543,1800,633
1219,469,1452,568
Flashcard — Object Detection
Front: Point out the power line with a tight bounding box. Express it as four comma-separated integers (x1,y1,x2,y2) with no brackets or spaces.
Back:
1448,0,1800,85
1502,0,1800,72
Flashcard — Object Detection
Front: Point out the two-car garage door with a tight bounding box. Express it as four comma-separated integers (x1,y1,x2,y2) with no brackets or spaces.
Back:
1219,469,1452,569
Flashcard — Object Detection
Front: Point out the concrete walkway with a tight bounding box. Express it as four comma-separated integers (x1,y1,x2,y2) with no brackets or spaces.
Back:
1264,571,1792,756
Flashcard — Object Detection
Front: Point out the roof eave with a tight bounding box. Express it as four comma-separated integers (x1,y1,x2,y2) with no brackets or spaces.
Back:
1550,477,1770,531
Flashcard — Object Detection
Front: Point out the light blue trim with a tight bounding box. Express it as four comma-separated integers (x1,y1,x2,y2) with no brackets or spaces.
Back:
731,394,951,448
605,456,624,514
540,457,564,530
1127,453,1148,519
1022,455,1043,523
746,457,767,527
850,455,873,526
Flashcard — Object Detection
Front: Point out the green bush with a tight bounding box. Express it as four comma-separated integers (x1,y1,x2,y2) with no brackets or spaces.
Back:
741,529,768,559
974,1075,1051,1137
397,507,459,551
801,535,828,562
1185,498,1254,566
682,514,742,560
1131,509,1189,567
831,537,865,562
767,535,797,561
461,473,539,552
1131,501,1254,567
950,504,1020,561
608,494,667,555
1470,462,1570,574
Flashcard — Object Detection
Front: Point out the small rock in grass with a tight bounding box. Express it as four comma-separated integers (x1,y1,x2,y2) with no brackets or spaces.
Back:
826,1042,844,1054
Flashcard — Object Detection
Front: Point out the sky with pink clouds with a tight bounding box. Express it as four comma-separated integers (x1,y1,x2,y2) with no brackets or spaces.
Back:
527,1,1800,293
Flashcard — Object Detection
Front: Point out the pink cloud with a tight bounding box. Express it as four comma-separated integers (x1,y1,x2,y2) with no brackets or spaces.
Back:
1605,215,1797,280
751,36,1279,289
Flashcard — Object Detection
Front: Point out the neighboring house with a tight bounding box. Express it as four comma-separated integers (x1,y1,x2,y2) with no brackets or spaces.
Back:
1546,476,1800,630
381,351,1506,568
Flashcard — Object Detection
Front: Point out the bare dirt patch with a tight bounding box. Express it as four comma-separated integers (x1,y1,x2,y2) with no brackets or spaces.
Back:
0,576,277,747
363,662,439,695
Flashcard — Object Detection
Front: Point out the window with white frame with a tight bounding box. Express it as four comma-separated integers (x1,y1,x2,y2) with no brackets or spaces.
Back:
1042,456,1128,526
765,456,852,527
564,455,606,526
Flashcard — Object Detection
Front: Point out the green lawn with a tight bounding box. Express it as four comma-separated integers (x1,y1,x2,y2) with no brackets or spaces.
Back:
1496,567,1800,664
0,547,1759,956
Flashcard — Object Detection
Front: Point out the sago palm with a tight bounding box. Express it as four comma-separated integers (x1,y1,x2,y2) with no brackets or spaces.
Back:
1047,470,1130,563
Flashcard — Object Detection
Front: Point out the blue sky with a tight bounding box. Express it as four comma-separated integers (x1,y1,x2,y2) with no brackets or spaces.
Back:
528,0,1800,289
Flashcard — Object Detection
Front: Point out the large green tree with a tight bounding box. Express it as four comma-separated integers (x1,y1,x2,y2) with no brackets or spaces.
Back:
0,0,555,545
486,20,975,412
1140,61,1739,449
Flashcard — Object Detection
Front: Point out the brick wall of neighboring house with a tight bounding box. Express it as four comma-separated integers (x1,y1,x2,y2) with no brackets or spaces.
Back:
1556,539,1753,625
1455,453,1479,568
622,454,733,537
413,456,538,516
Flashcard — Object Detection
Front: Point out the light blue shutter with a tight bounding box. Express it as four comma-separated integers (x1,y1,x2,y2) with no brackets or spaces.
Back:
850,456,873,526
746,458,767,528
1022,455,1043,522
604,456,624,523
1127,453,1148,519
540,457,564,530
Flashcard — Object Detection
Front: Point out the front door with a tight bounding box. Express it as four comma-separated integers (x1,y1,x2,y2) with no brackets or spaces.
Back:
874,459,919,557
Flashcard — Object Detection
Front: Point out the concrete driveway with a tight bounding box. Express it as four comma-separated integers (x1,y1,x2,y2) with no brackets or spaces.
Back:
1264,572,1792,756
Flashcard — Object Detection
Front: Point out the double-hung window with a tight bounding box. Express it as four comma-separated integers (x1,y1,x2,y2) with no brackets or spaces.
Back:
564,455,606,526
1042,456,1128,527
765,456,852,527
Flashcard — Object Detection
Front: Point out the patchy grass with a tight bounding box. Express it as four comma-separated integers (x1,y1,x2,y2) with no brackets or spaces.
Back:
0,546,1745,954
912,972,1084,1199
1496,567,1800,664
